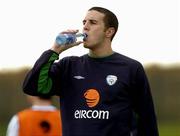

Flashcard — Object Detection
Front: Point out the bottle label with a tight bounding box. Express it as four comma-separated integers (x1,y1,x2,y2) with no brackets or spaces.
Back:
64,34,76,44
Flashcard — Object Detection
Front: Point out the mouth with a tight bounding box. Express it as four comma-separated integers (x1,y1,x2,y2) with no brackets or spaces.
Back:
83,33,88,41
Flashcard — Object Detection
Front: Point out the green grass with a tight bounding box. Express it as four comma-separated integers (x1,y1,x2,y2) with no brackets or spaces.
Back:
159,122,180,136
0,122,7,136
1,122,180,136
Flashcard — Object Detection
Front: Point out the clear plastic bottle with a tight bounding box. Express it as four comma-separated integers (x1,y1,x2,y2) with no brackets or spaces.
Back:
55,33,87,45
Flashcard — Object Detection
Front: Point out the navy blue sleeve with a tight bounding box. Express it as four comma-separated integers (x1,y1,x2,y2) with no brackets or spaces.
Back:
131,63,159,136
23,50,61,96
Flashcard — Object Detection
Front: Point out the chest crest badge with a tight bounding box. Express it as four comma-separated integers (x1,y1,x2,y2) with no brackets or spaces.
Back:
106,75,117,86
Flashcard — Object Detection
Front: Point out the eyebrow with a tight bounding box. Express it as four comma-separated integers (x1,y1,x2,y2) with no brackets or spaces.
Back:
83,19,98,24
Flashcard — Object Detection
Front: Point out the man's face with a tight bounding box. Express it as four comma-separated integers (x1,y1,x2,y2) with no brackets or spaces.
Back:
82,10,107,49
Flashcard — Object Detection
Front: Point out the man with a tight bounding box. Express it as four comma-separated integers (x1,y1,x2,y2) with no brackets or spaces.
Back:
23,7,159,136
6,95,62,136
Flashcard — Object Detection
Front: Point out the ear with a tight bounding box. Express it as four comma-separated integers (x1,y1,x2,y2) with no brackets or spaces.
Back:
105,27,115,39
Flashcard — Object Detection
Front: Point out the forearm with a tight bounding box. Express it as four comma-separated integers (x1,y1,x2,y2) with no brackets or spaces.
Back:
136,96,159,136
133,64,159,136
23,50,59,96
23,30,83,96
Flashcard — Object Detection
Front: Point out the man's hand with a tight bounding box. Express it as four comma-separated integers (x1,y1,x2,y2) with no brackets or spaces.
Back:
51,29,83,54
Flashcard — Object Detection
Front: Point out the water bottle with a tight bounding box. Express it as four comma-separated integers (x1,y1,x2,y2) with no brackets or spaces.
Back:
55,33,87,45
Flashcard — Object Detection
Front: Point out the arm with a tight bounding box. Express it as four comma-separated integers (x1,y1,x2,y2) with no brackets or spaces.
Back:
23,50,60,96
132,64,159,136
23,30,83,96
6,115,19,136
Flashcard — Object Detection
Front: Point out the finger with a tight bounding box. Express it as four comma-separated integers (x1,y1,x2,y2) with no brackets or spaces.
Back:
61,29,79,34
67,41,83,48
71,41,83,46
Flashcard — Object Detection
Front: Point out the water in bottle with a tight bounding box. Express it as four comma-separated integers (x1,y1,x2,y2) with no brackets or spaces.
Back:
55,33,87,45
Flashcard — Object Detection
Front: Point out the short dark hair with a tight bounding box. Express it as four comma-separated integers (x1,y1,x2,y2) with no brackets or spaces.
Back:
88,7,119,40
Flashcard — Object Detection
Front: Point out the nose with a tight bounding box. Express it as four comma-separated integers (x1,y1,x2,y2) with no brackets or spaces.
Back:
83,22,89,31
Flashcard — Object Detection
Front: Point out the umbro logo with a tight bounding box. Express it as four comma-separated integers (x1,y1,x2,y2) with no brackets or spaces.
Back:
73,76,85,79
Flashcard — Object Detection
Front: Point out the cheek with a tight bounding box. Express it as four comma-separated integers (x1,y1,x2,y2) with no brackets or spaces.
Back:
91,31,104,41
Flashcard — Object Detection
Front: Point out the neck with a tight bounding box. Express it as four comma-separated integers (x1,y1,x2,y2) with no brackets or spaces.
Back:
32,100,51,106
88,42,114,58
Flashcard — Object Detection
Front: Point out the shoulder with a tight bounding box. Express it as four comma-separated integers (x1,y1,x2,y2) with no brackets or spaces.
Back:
58,54,87,65
114,52,143,68
8,115,19,125
61,54,86,61
17,109,33,118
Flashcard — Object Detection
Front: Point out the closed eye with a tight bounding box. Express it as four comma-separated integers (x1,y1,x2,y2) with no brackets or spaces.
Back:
82,19,97,25
89,20,97,24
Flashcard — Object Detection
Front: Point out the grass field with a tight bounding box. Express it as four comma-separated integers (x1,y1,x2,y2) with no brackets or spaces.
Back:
1,122,180,136
0,122,7,136
158,122,180,136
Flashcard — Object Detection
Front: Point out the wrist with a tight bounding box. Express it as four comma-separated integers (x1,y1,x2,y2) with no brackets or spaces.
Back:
51,43,64,54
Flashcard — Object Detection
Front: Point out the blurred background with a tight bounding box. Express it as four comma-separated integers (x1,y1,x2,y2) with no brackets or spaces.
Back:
0,65,180,136
0,0,179,135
